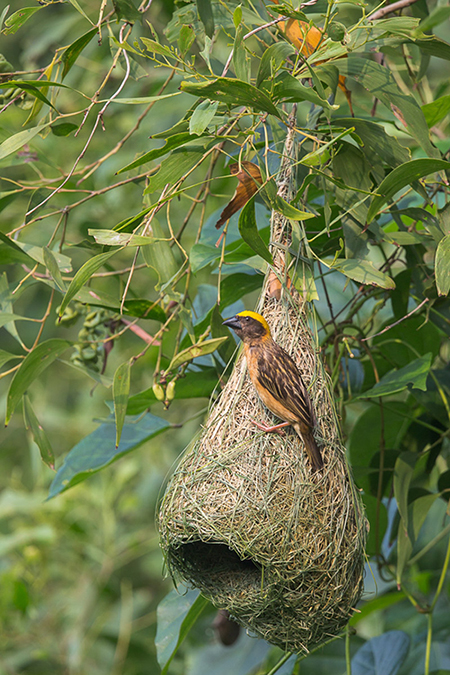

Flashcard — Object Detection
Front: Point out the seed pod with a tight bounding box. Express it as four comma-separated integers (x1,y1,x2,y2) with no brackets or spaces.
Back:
152,383,165,402
166,380,176,402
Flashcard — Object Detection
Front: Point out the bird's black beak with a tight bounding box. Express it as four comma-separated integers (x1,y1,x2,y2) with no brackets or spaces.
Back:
222,315,241,332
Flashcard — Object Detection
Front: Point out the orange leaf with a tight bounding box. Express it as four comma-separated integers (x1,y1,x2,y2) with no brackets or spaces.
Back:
215,161,262,229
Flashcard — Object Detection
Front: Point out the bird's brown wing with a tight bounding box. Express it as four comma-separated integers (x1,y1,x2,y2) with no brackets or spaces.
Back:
255,342,316,428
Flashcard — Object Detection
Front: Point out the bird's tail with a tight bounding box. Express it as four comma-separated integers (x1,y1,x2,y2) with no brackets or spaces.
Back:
295,424,323,472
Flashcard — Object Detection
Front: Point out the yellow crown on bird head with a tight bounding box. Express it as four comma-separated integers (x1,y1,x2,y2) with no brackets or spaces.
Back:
236,311,271,336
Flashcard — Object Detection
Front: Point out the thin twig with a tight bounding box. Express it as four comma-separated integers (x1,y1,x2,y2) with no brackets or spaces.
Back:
361,298,429,342
369,0,421,21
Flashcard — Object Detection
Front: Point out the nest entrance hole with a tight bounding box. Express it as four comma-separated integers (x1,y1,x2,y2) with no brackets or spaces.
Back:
171,541,262,593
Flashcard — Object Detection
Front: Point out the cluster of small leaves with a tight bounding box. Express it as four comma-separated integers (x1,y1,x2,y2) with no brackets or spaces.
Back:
1,0,450,671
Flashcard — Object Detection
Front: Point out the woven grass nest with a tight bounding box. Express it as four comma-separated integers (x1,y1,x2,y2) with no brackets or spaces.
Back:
159,128,367,654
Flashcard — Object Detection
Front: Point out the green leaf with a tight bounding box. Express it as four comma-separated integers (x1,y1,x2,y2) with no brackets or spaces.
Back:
13,240,72,272
127,366,219,414
3,6,41,34
48,412,170,498
144,145,209,193
351,631,410,675
263,180,315,220
167,337,228,372
393,451,417,532
189,100,218,135
361,494,388,557
67,0,94,23
180,77,281,118
140,220,178,287
396,493,439,583
233,24,251,83
190,243,220,273
23,394,55,470
61,27,98,79
220,272,263,308
0,349,21,369
367,159,450,224
43,247,66,292
113,360,132,448
178,24,195,57
140,37,175,59
0,122,50,162
88,229,155,247
338,56,437,157
5,82,57,110
238,197,273,264
117,132,206,174
51,122,78,137
414,36,450,62
257,42,294,88
6,339,71,425
358,354,432,398
301,127,354,167
155,588,209,675
324,258,395,290
272,71,335,110
421,94,450,128
58,250,120,318
197,0,214,38
333,118,410,168
435,234,450,296
112,0,142,22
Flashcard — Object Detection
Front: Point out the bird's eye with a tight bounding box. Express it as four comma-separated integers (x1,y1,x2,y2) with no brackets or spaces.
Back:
243,316,249,322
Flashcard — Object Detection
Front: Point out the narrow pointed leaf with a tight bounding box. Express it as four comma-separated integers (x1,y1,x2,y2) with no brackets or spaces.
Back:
62,27,98,80
436,234,450,296
180,77,281,118
167,337,228,372
238,197,273,264
23,394,55,470
6,339,71,425
43,247,66,292
113,359,132,448
58,250,121,317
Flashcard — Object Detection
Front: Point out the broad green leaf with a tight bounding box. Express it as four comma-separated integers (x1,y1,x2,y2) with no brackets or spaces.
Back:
0,231,34,264
167,337,228,371
220,272,263,308
62,28,97,80
23,394,55,470
233,24,251,83
43,247,66,292
197,0,214,37
189,100,218,135
110,93,181,104
367,159,450,224
180,77,281,118
127,366,219,414
190,243,219,273
3,82,56,110
13,240,72,272
3,6,41,34
361,494,388,557
301,127,354,167
351,631,410,675
71,286,166,322
58,250,121,318
48,412,170,498
0,122,50,162
324,258,395,290
112,0,142,22
272,71,335,110
117,132,206,174
238,197,273,264
334,118,410,168
358,354,432,398
435,234,450,296
51,122,78,136
140,220,178,287
178,25,195,57
422,94,450,128
113,360,132,448
397,493,439,583
140,37,175,59
337,57,437,157
257,42,294,88
6,339,71,425
88,229,154,247
155,589,209,675
415,36,450,61
144,145,209,193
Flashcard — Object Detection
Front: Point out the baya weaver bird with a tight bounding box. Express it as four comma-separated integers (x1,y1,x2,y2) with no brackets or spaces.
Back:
223,310,323,472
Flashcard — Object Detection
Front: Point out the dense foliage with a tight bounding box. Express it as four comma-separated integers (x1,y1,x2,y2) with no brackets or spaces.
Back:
1,0,450,672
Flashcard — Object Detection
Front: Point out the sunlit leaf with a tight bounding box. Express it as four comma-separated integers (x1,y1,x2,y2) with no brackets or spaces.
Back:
3,6,41,34
167,337,228,372
323,258,395,289
6,339,72,426
435,234,450,296
0,122,50,162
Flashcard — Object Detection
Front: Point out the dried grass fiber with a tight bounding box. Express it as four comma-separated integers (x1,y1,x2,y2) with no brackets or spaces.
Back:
159,123,367,654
